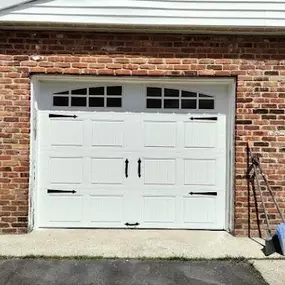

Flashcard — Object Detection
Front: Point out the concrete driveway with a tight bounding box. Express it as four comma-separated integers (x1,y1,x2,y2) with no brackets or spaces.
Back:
0,259,267,285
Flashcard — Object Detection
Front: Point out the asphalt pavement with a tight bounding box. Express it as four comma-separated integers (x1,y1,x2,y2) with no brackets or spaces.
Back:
0,259,268,285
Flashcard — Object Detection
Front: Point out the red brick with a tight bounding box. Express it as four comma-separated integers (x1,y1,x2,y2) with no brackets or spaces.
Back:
115,70,131,75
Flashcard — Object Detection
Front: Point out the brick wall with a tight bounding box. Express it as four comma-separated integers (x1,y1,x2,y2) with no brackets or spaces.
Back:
0,30,284,235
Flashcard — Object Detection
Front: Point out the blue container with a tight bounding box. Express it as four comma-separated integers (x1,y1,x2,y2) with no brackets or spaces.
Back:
276,222,285,255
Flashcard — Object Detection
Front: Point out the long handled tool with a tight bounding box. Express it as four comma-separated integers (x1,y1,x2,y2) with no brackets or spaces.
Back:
248,142,285,255
257,161,285,255
256,157,285,255
252,155,284,222
247,142,275,255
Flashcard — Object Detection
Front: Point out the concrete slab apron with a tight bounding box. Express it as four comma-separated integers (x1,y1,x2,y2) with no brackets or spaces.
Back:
0,229,284,259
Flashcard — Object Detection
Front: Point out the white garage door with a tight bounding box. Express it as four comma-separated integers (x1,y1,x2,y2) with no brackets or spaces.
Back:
36,82,228,229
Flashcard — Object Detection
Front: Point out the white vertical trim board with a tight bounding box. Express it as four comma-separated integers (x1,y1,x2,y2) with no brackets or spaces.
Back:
225,79,236,233
28,77,37,231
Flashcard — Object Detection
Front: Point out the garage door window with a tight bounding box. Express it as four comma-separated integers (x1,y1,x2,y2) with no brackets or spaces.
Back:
53,86,122,108
146,87,215,110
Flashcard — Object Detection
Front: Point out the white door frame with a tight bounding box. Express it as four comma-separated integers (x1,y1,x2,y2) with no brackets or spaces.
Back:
29,75,236,232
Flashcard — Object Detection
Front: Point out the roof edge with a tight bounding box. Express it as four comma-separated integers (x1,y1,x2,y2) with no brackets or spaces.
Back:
1,22,285,36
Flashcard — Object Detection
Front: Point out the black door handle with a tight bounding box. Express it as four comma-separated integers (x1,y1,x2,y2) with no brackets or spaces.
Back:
138,159,141,178
125,222,140,226
125,159,129,178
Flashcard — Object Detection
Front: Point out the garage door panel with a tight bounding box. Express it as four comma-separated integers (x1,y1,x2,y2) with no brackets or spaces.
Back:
184,159,216,186
144,159,176,185
142,196,176,224
144,121,176,148
184,121,217,149
37,83,228,230
92,120,124,147
43,195,83,223
183,196,216,224
89,195,124,223
50,157,83,184
50,119,84,147
180,150,218,159
91,157,124,184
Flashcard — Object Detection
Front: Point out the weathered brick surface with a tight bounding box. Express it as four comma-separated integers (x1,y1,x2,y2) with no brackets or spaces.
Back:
0,30,285,235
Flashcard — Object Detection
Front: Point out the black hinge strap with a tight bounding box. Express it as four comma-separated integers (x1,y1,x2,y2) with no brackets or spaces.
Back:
47,189,76,194
49,114,77,118
125,222,140,226
190,117,217,121
189,192,217,196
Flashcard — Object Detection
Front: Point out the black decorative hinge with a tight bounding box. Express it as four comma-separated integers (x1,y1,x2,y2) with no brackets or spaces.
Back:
125,222,140,226
49,114,77,118
138,159,142,178
189,192,217,196
189,117,217,121
47,189,76,194
125,159,129,178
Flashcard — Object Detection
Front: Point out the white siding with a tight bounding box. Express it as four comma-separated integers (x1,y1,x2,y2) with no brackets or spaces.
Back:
1,0,285,28
0,0,32,11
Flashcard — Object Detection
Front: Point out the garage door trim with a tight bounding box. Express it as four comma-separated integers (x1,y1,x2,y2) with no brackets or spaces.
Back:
29,75,236,232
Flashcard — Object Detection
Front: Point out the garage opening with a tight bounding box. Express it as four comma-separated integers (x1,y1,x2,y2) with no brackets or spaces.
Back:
32,77,235,230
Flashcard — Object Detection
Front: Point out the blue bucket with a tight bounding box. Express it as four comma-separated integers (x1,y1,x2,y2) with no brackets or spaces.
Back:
276,222,285,255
